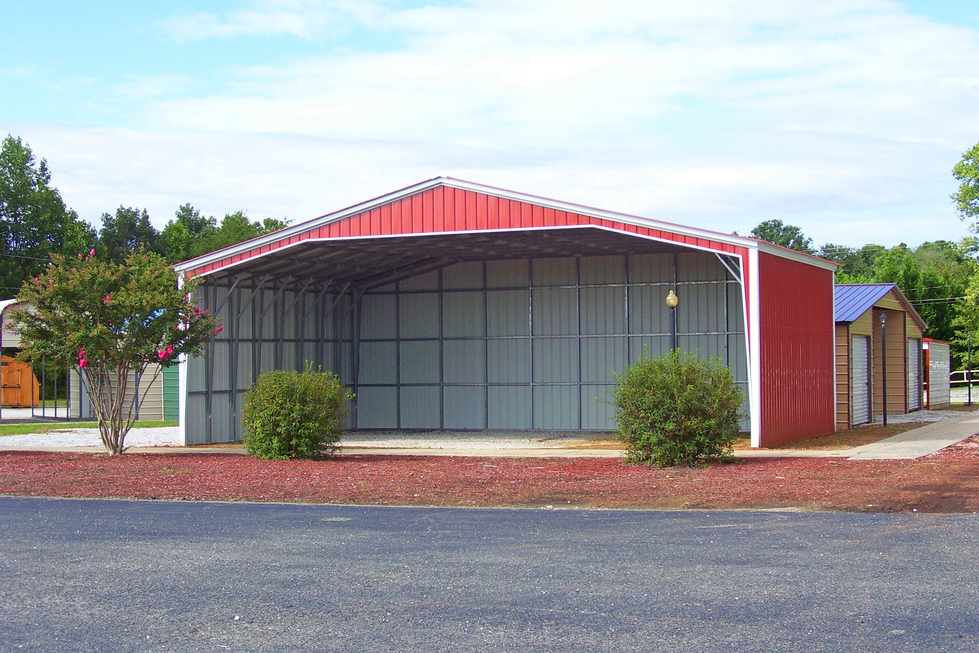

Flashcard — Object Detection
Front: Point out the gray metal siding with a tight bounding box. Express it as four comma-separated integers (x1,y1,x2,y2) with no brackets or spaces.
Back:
401,386,440,428
185,251,749,441
488,386,532,429
443,386,485,429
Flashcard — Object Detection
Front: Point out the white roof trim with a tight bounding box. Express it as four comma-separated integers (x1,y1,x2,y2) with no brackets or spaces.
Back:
174,177,837,273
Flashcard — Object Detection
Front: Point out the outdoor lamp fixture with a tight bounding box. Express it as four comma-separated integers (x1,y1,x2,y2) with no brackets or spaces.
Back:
880,313,888,427
666,290,679,350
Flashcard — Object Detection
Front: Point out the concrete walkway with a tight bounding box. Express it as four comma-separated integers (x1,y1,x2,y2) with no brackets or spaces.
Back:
737,411,979,460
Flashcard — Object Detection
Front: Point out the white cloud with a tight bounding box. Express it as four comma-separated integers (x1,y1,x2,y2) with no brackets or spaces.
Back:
160,0,379,40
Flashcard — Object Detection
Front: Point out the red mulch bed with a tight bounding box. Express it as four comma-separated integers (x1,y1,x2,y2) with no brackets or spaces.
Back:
1,436,977,513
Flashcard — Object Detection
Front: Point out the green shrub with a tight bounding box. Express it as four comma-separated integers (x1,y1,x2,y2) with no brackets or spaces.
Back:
242,367,353,460
612,350,744,466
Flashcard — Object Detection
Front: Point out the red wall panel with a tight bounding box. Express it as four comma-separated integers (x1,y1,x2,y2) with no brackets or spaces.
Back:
757,252,836,446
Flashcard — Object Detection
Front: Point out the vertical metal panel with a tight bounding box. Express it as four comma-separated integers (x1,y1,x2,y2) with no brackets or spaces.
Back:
210,341,231,391
486,290,530,336
488,386,532,429
628,253,673,283
533,337,579,382
443,292,485,338
533,386,579,429
338,342,355,385
580,384,616,430
532,258,576,286
757,252,836,446
580,287,625,335
361,295,397,339
185,393,207,444
359,342,398,384
400,341,440,384
678,335,724,360
443,340,485,384
628,286,670,334
207,393,232,442
487,339,531,383
399,293,439,338
443,386,486,429
727,282,744,331
442,261,484,289
400,386,440,428
628,336,671,363
580,337,627,383
677,283,725,333
851,336,871,425
727,334,748,381
280,290,297,339
532,288,577,336
400,270,439,291
579,255,626,285
487,259,529,288
357,387,398,428
907,339,921,411
187,351,208,392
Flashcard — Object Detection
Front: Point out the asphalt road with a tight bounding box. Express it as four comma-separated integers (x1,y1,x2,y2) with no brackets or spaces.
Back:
1,498,977,653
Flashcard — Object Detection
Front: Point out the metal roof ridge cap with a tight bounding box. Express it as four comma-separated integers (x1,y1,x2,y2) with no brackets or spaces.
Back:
174,177,448,272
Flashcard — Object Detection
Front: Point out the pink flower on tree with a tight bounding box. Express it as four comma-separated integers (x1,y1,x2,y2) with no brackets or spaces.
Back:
103,295,111,304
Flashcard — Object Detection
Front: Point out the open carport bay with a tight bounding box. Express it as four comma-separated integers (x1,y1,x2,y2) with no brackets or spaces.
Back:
1,498,976,653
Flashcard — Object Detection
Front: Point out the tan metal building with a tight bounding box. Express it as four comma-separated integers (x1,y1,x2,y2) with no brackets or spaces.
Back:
834,284,926,429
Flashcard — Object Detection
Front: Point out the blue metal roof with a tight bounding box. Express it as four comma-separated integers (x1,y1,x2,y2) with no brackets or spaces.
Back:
834,283,897,323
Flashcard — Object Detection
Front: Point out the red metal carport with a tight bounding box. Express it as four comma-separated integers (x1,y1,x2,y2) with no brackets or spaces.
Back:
175,178,837,448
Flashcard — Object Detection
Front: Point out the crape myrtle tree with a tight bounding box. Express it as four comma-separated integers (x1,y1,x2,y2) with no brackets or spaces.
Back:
10,250,218,454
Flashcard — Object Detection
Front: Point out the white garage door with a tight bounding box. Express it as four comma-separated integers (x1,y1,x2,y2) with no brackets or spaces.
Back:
907,339,921,411
851,336,871,426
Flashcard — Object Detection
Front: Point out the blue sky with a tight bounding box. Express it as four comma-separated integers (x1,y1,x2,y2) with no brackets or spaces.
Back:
3,0,979,248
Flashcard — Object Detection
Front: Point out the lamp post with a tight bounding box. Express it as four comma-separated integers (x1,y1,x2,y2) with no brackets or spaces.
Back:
666,290,679,351
880,313,887,427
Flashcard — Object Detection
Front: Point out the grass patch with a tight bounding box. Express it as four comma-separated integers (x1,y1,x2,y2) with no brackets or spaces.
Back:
0,420,177,437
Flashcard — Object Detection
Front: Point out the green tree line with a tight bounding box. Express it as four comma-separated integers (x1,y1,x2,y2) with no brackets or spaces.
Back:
1,134,287,299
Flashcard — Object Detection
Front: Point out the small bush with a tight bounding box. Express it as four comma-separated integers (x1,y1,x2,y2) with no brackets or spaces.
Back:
242,367,353,460
612,350,744,466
